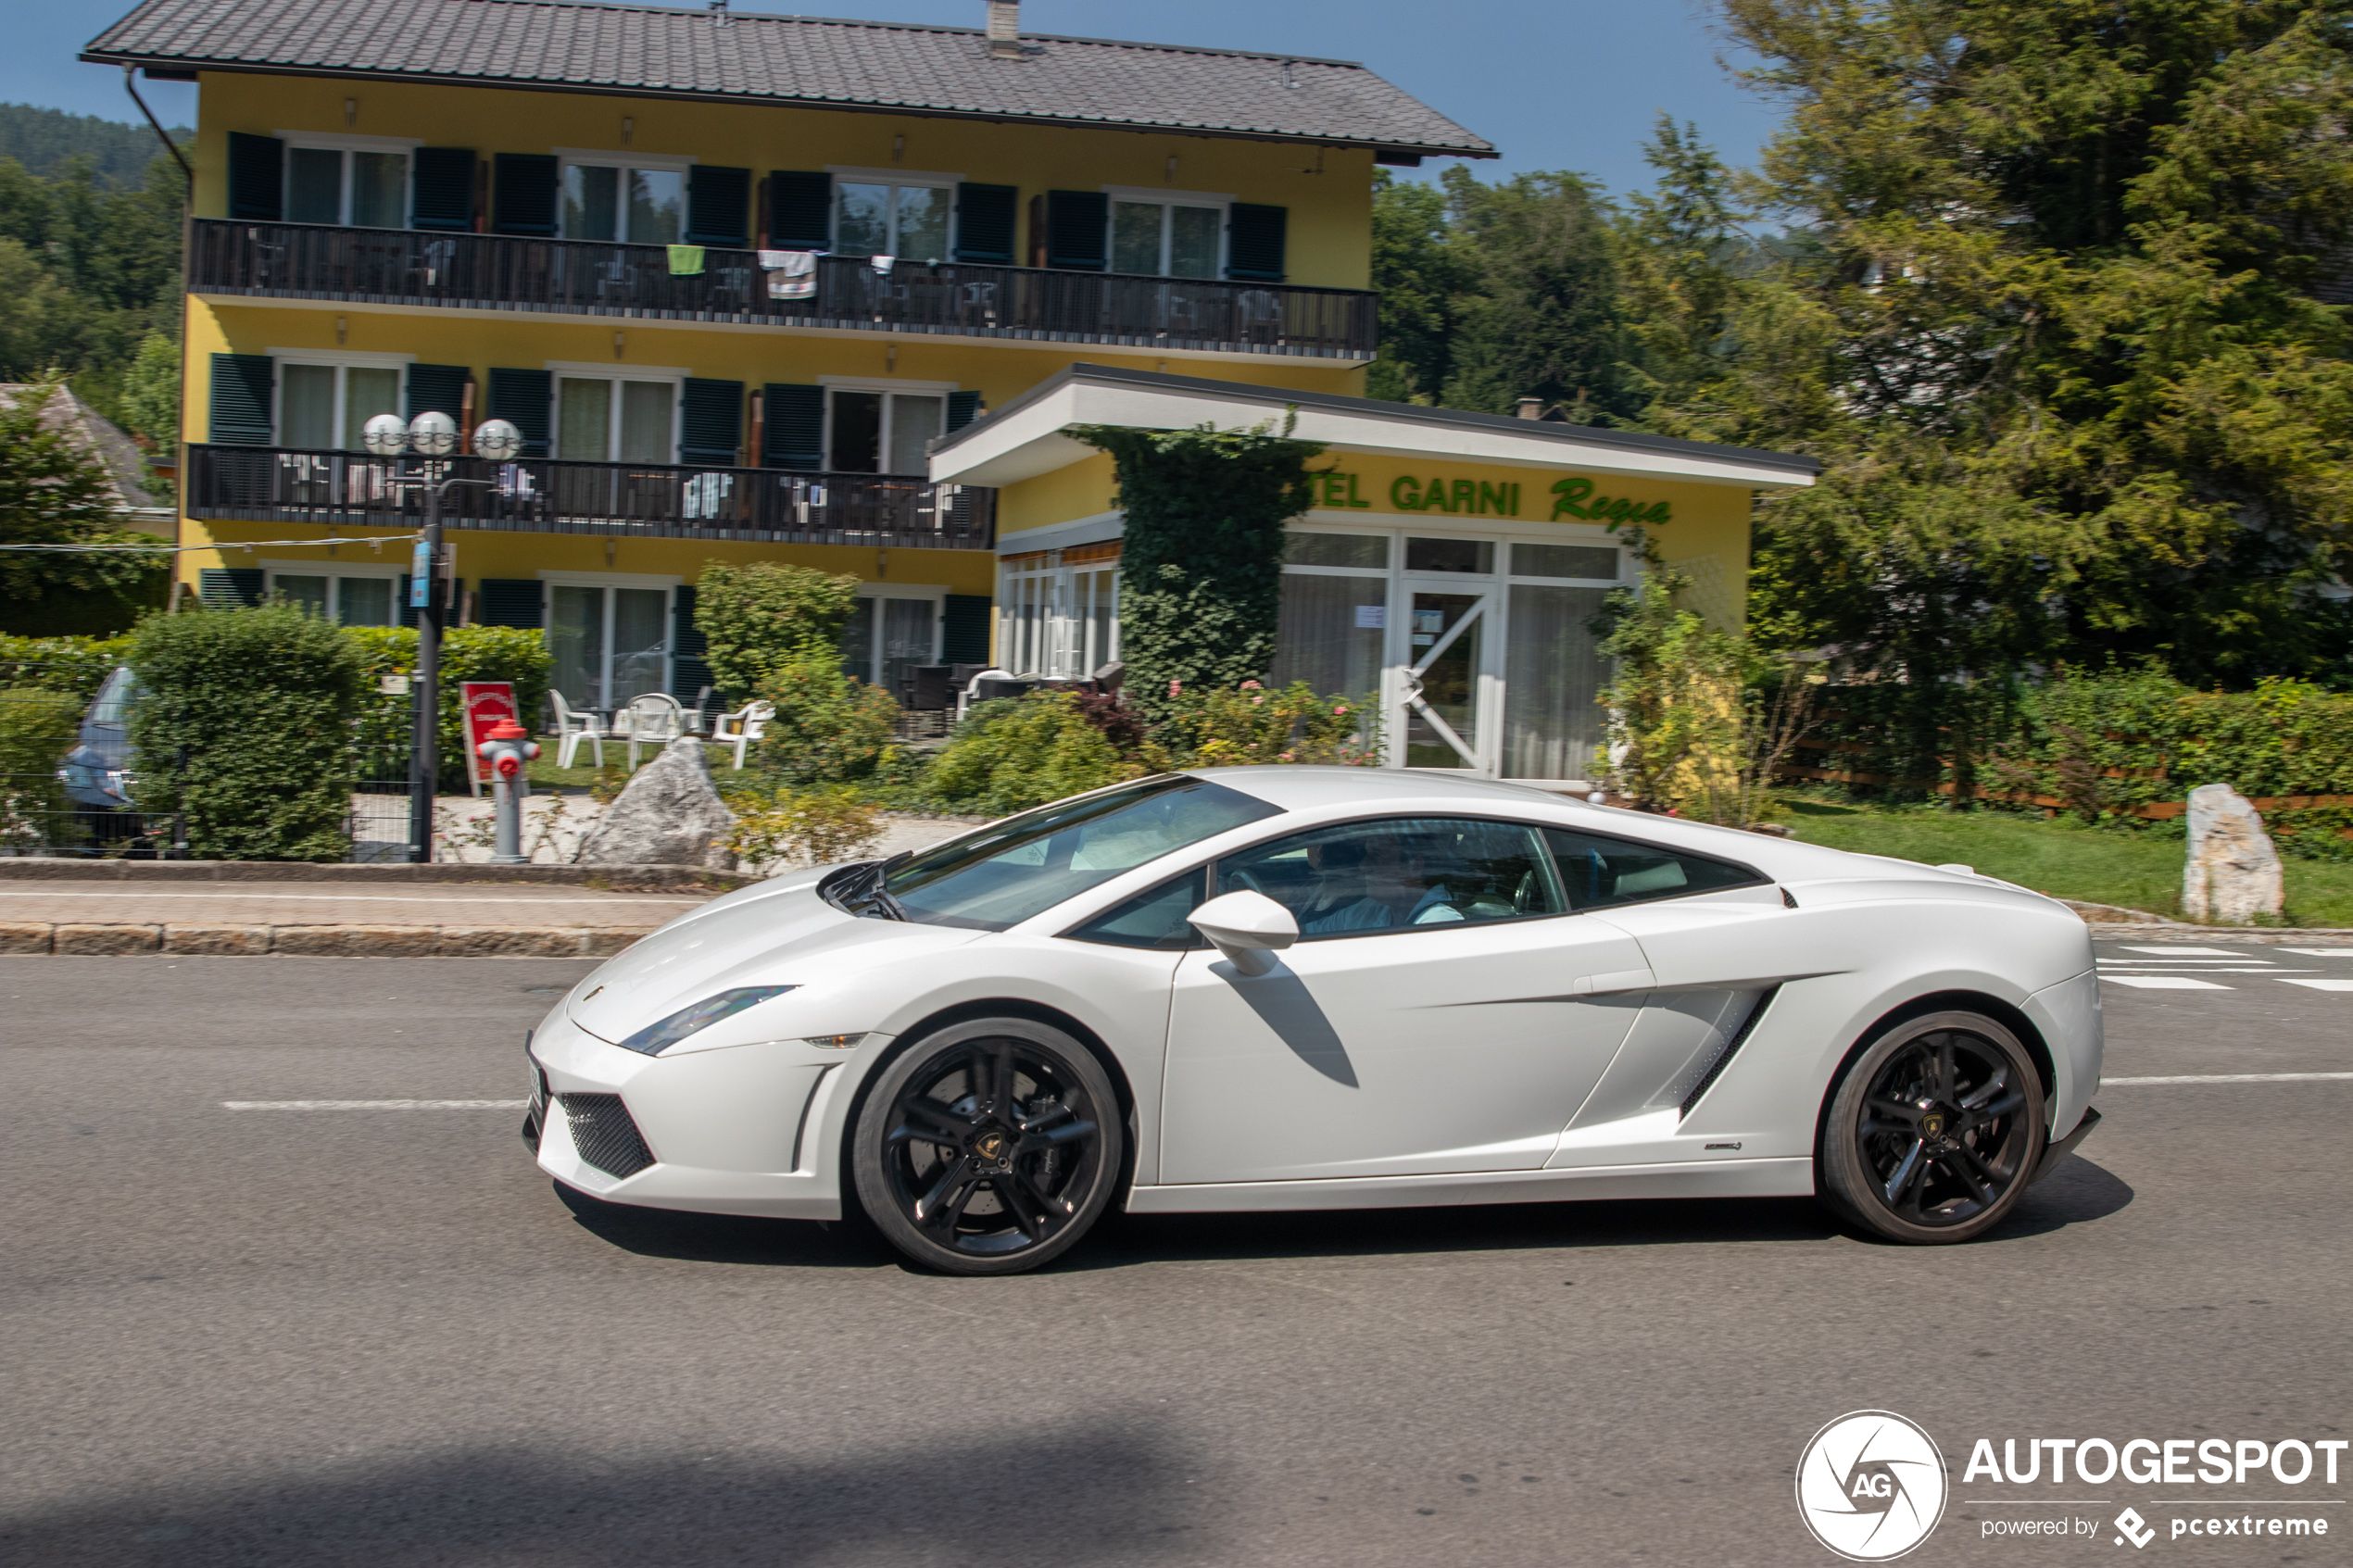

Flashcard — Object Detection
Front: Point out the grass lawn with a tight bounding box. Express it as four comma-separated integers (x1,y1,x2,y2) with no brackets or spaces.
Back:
1780,798,2353,927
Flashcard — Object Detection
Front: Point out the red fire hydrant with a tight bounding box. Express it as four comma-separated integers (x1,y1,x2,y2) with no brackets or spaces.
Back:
474,717,541,864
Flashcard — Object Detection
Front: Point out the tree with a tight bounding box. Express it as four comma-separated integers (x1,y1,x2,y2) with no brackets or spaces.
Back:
0,379,164,608
119,331,179,451
1437,166,1636,420
1365,170,1472,403
691,560,862,698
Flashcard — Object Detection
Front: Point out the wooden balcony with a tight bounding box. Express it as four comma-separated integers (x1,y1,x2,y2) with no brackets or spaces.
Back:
187,219,1379,362
183,445,995,550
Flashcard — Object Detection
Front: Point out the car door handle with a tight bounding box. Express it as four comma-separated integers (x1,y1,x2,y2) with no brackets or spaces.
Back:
1570,967,1656,996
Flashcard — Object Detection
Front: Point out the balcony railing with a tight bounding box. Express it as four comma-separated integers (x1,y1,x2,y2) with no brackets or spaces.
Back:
183,445,995,550
187,219,1379,361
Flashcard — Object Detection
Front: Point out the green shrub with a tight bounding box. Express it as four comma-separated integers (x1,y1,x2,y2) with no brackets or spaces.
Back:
1159,680,1378,768
0,633,132,702
695,561,862,699
720,783,886,871
752,659,900,784
129,605,364,860
0,686,78,851
346,624,554,791
925,692,1144,815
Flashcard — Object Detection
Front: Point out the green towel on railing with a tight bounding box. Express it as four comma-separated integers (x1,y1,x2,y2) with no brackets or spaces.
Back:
667,245,705,276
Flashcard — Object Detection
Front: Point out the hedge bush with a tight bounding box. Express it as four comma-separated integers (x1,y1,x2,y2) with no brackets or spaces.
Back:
0,686,78,852
695,561,862,699
925,692,1145,815
346,625,554,790
0,633,132,703
751,659,900,784
129,605,364,860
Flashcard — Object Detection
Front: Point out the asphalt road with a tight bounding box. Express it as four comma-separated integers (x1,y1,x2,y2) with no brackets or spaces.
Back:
3,945,2347,1568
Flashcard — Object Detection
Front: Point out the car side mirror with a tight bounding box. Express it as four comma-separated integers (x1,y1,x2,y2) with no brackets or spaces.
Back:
1188,890,1299,977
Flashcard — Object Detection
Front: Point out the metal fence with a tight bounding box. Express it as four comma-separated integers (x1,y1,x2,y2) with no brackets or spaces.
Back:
189,219,1380,361
184,446,997,550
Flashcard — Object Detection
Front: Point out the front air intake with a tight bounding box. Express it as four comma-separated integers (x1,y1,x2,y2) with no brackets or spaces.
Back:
560,1093,655,1179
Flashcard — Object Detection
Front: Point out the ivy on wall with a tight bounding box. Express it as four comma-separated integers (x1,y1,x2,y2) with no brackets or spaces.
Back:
1070,415,1325,718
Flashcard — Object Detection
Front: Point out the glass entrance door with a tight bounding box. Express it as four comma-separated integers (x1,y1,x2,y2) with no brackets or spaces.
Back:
549,584,670,711
1391,587,1496,771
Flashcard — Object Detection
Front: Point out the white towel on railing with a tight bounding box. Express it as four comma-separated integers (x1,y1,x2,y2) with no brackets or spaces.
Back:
870,254,895,276
759,249,818,298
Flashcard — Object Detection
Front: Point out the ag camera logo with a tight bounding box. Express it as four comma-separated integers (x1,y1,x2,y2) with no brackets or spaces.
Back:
1797,1411,1950,1561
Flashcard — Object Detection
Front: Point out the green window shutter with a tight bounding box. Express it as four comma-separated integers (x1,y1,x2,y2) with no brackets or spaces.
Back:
685,166,750,246
227,132,282,222
671,584,713,702
761,383,824,470
406,363,469,423
767,170,831,249
208,353,274,445
411,148,475,232
493,153,560,236
1045,191,1108,270
485,368,551,457
478,579,544,630
198,568,265,609
678,379,744,467
947,390,981,432
953,182,1017,264
1227,203,1288,282
940,595,992,665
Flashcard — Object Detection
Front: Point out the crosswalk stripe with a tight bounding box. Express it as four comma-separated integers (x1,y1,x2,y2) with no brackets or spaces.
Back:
220,1099,528,1110
2104,1072,2353,1085
2101,975,2232,989
2275,978,2353,992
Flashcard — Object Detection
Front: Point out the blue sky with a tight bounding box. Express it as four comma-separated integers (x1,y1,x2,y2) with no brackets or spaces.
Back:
10,0,1780,201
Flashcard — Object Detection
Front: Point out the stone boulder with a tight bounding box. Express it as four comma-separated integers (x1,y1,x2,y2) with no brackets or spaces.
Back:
2182,783,2283,924
572,736,736,871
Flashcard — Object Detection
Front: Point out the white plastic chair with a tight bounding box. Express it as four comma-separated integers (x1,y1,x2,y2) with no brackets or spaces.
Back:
617,692,686,769
548,690,606,770
710,699,774,771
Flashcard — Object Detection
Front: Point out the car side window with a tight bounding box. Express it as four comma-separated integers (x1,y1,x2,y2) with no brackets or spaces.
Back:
1064,868,1209,950
1541,827,1763,910
1214,817,1564,939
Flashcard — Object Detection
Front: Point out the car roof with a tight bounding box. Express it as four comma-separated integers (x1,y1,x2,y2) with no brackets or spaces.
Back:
1183,766,1595,812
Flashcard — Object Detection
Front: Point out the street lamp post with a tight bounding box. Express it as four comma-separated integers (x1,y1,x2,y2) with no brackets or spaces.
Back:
363,412,522,864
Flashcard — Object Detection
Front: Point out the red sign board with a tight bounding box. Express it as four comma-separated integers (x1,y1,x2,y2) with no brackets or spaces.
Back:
460,682,522,793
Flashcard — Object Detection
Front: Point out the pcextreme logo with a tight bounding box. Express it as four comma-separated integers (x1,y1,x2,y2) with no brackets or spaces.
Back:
1796,1411,1951,1562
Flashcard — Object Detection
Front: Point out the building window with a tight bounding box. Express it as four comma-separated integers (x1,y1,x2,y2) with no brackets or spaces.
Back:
555,374,676,462
263,565,402,626
561,160,686,244
547,582,673,710
276,358,406,450
834,180,951,262
839,590,944,693
286,144,409,227
1111,198,1223,278
998,549,1120,680
825,386,947,474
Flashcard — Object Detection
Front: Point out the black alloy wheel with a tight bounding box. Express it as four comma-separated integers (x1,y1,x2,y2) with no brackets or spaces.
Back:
850,1018,1123,1275
1820,1010,2047,1245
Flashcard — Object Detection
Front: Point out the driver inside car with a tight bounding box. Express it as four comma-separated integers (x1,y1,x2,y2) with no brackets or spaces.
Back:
1294,834,1460,934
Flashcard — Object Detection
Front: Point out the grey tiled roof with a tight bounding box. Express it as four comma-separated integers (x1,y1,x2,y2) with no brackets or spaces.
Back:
83,0,1495,157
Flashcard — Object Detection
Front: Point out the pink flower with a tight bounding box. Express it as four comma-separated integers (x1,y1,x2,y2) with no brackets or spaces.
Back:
1333,705,1350,716
1167,680,1182,698
1239,680,1263,690
1278,751,1296,762
1251,695,1265,706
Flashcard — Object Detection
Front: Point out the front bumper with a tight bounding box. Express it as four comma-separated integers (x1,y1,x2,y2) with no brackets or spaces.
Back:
524,1010,853,1220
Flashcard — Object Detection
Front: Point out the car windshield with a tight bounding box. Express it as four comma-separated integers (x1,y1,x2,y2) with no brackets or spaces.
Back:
884,775,1282,931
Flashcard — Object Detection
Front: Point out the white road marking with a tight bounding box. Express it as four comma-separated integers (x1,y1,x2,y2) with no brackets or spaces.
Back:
2103,1073,2353,1086
2277,978,2353,992
2277,948,2353,957
221,1099,528,1110
2098,968,2304,974
2100,975,2233,989
2118,946,2246,956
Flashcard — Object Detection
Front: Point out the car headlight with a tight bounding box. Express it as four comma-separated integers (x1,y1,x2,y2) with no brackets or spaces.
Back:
615,986,797,1056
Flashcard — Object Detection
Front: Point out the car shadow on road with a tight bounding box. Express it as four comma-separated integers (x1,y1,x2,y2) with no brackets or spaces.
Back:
0,1422,1203,1568
553,1182,893,1268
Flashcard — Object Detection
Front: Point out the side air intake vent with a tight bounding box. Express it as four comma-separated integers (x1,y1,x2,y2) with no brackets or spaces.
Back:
560,1093,655,1178
1679,985,1780,1117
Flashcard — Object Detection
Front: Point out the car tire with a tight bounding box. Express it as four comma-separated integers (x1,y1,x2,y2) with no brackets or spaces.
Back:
1819,1010,2046,1245
849,1017,1123,1275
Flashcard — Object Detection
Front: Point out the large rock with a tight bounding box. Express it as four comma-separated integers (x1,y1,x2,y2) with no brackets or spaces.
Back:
572,737,736,871
2182,783,2283,924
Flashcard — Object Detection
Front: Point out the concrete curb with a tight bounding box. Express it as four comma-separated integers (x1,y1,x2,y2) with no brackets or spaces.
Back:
0,860,749,892
2082,924,2353,943
0,922,656,957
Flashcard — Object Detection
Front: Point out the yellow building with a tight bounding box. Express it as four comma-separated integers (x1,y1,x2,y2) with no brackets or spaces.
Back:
87,0,1813,783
